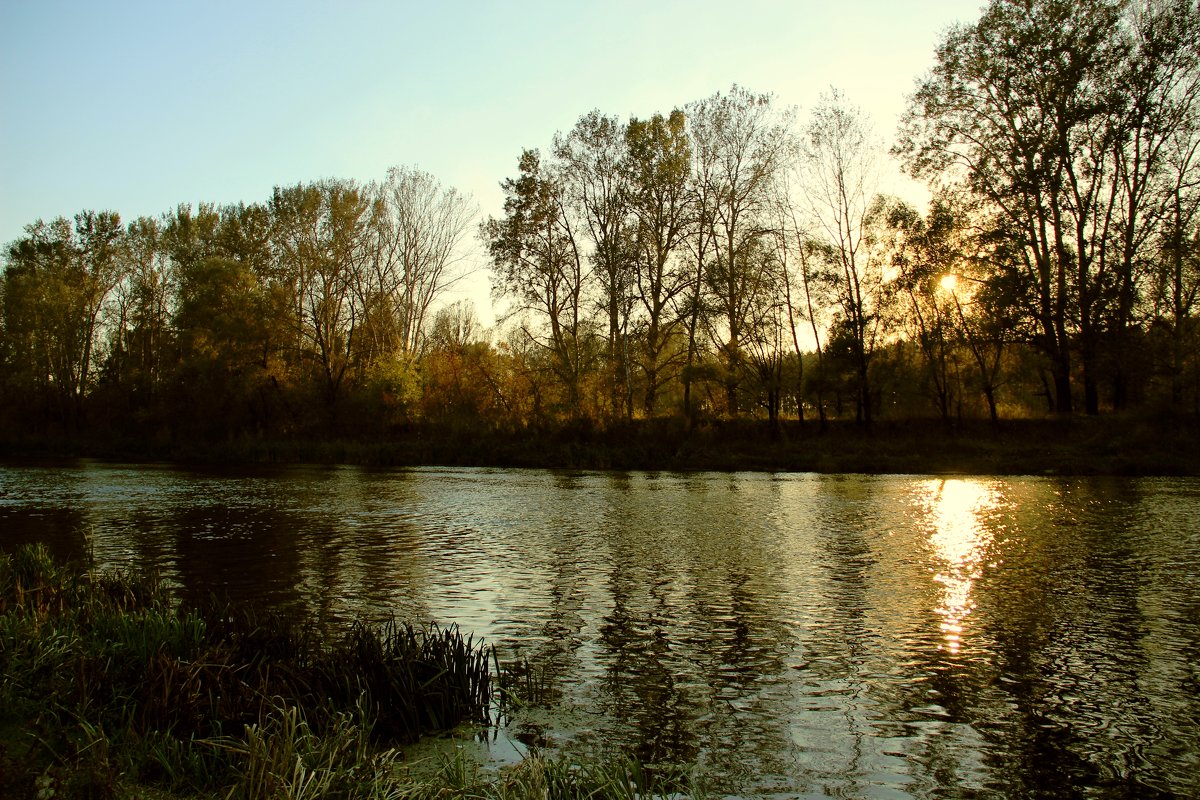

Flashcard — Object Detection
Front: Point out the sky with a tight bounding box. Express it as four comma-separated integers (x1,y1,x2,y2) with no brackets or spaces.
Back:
1,0,981,322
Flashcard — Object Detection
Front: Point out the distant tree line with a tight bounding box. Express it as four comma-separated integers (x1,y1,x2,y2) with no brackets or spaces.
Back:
2,0,1198,446
0,169,478,441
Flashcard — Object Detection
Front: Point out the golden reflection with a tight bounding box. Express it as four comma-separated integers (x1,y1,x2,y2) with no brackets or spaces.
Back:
923,479,997,655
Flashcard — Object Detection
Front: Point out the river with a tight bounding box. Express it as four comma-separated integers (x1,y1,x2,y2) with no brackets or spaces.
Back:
2,462,1198,798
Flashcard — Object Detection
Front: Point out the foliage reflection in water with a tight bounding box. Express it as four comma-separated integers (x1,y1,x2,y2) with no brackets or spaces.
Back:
1,463,1197,798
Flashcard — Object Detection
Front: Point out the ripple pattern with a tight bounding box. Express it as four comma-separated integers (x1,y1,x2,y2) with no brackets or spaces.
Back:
2,463,1198,797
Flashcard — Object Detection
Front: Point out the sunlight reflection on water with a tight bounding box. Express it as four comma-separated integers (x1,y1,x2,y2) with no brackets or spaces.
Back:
921,479,998,656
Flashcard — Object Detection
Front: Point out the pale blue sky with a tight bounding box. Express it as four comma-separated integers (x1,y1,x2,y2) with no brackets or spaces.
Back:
1,0,978,316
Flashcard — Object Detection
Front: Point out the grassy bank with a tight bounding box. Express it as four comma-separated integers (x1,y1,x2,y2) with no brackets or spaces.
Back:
0,546,698,799
5,414,1198,475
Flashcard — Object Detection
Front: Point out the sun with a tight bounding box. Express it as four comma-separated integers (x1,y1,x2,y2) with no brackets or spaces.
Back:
939,273,959,292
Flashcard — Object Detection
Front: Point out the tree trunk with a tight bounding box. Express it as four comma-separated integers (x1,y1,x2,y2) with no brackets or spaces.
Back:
858,354,872,429
1083,370,1100,416
1080,321,1100,416
983,385,999,428
1052,365,1073,415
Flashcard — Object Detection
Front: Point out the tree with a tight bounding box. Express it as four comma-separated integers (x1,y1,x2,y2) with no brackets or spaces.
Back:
554,111,635,418
483,149,591,417
883,198,963,422
165,202,287,438
172,251,271,437
371,166,476,357
1106,0,1200,409
681,102,720,422
105,215,175,416
2,211,125,431
686,86,793,415
741,236,790,430
1151,105,1200,408
270,180,375,428
421,301,498,424
899,0,1200,415
801,89,886,426
775,172,832,428
623,109,695,416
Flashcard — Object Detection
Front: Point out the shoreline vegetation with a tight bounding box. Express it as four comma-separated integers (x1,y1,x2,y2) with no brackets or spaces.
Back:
0,545,699,800
2,416,1199,476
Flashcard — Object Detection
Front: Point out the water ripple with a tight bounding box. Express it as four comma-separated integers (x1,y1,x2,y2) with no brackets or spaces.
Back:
2,464,1198,797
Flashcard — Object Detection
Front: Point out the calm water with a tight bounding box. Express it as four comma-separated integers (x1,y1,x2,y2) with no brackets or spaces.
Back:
2,462,1198,798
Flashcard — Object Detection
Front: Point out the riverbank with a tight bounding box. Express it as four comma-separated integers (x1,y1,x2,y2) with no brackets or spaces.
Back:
4,415,1198,475
0,545,698,800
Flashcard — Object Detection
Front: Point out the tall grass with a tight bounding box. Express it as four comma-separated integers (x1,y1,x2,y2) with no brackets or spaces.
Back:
397,749,701,800
496,655,559,713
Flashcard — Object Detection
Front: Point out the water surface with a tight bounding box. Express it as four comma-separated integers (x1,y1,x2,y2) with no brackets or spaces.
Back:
2,462,1197,798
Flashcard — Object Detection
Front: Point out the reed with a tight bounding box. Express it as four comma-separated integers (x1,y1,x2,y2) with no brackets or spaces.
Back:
398,749,703,800
496,656,558,712
207,700,399,800
319,619,494,740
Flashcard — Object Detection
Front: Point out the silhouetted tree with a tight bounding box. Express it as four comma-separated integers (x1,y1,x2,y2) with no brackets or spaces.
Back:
802,90,887,426
554,111,636,418
624,110,695,416
2,211,125,431
686,86,793,415
483,150,592,417
899,0,1200,415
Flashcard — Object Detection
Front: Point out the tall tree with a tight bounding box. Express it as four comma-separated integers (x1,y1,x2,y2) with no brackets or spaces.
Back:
741,236,790,430
111,216,175,411
686,86,793,415
899,0,1200,414
802,90,885,426
270,180,375,427
2,211,125,430
1107,0,1200,409
883,199,963,422
1152,105,1200,407
623,109,695,415
554,111,635,418
166,202,288,438
483,149,591,417
372,166,476,357
775,169,832,428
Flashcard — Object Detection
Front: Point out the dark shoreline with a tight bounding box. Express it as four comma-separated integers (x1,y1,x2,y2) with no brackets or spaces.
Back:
3,416,1198,477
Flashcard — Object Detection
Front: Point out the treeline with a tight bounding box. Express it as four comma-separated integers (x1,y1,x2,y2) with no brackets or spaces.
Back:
2,0,1199,449
0,169,478,441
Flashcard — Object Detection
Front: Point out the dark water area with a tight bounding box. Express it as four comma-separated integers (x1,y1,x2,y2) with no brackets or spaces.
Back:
2,461,1198,798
